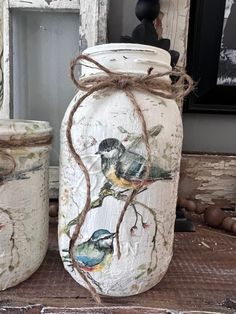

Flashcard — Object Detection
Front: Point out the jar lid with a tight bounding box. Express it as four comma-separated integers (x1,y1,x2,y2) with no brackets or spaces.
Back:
84,43,170,61
81,43,172,76
0,119,52,147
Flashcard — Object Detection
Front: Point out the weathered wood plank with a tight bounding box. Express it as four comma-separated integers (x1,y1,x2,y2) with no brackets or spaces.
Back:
0,221,235,313
79,0,109,50
1,0,10,118
179,154,236,210
157,0,191,67
41,307,180,314
0,306,228,314
155,0,191,111
41,307,225,314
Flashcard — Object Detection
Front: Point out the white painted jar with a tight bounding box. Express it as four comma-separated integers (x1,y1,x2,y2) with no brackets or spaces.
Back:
59,43,183,297
0,119,52,290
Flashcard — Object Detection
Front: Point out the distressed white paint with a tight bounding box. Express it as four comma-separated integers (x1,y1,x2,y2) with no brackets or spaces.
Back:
1,0,10,118
179,154,236,209
0,119,52,290
159,0,190,66
79,0,109,49
59,44,183,296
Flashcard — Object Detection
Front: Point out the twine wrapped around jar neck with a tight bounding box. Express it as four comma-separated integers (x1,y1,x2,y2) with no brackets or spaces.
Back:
71,55,194,99
66,53,194,303
0,131,52,178
0,134,53,149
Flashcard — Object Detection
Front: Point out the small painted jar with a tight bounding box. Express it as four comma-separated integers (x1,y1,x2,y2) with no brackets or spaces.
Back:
59,44,183,297
0,119,52,290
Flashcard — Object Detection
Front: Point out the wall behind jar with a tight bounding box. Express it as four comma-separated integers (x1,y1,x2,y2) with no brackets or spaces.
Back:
108,0,236,155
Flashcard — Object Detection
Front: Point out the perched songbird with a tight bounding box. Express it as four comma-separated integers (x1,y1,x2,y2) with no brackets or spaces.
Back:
72,229,115,272
96,138,172,189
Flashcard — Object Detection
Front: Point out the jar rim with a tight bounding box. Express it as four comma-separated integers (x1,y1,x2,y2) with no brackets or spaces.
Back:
0,119,52,138
83,43,171,59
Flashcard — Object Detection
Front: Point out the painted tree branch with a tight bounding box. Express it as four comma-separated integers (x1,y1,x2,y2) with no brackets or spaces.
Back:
66,183,164,272
0,162,42,186
115,189,138,259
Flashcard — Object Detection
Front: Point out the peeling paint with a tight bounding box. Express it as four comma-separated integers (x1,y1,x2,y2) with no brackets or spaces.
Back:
79,34,88,53
179,154,236,209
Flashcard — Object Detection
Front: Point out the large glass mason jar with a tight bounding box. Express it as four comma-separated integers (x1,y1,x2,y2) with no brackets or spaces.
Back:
59,44,183,297
0,119,52,290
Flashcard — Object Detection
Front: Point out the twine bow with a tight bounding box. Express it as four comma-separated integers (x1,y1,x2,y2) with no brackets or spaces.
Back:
71,55,194,99
66,54,194,303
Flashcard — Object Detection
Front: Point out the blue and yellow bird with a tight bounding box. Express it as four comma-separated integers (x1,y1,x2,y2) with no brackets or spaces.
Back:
96,138,172,189
72,229,115,272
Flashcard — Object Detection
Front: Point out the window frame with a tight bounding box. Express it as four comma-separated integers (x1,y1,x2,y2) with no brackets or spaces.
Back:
0,0,109,118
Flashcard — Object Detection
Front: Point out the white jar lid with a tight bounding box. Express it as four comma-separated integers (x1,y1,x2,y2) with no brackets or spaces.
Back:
81,43,172,76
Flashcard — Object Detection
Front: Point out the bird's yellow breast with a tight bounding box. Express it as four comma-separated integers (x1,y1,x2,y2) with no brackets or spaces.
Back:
106,165,134,189
92,253,112,272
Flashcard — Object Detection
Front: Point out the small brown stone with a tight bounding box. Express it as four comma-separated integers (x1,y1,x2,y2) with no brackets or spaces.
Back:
221,217,234,231
231,221,236,234
204,206,226,227
49,202,59,217
177,196,187,208
177,197,197,211
195,203,207,214
184,200,197,212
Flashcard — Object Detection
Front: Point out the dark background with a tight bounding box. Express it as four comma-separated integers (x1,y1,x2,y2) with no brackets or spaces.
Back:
185,0,236,113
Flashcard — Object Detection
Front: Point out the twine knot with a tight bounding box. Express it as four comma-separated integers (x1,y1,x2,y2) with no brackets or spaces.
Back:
115,76,131,90
71,55,194,99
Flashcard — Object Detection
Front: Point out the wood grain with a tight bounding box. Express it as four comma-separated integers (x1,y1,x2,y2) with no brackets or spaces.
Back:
0,220,235,313
155,0,191,111
158,0,191,67
179,154,236,210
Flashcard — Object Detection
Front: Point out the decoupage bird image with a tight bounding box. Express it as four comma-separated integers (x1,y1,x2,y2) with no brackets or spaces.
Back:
72,229,115,272
96,138,172,189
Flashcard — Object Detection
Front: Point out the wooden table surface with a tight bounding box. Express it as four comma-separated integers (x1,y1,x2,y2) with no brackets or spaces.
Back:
0,218,236,314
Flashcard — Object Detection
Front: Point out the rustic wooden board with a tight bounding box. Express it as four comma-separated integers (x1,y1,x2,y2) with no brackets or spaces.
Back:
0,219,235,313
156,0,190,67
179,154,236,210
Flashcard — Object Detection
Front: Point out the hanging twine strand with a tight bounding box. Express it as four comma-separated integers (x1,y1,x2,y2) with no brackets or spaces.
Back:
66,54,194,302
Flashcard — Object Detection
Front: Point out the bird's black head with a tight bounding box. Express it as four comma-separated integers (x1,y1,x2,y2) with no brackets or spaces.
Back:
96,138,125,159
